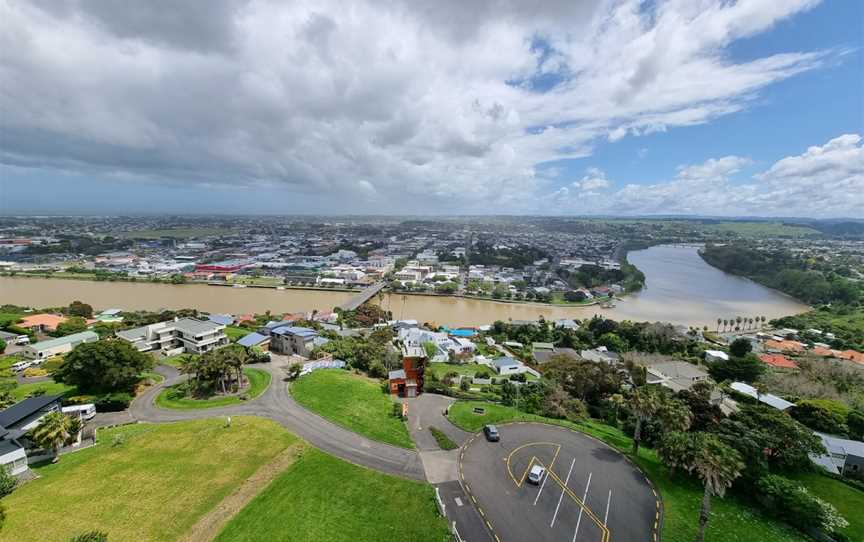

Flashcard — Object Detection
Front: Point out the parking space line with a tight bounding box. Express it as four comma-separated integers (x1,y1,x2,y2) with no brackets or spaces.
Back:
604,489,612,526
571,472,592,542
550,458,575,528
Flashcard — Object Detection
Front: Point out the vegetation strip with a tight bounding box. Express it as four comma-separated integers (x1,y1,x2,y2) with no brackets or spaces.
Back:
155,367,270,410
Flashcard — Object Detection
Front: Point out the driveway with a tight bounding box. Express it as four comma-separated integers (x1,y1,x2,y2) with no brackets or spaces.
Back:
130,363,426,481
403,393,471,451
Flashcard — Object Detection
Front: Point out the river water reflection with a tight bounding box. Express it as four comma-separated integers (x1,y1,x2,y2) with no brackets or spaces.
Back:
0,246,808,328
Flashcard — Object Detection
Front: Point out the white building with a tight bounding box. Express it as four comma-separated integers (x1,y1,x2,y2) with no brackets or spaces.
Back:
116,317,228,355
22,331,99,360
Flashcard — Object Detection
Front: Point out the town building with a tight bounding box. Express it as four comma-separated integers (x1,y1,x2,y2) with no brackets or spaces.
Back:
22,331,99,360
116,318,228,355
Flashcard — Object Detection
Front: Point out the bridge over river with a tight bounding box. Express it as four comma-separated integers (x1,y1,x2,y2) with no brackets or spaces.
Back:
337,281,386,311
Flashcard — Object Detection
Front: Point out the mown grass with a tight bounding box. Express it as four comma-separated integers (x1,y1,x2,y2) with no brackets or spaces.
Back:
448,401,809,542
427,362,492,380
290,369,414,449
10,379,77,400
788,472,864,540
214,447,450,542
0,417,298,542
155,367,270,410
429,426,457,450
225,325,252,342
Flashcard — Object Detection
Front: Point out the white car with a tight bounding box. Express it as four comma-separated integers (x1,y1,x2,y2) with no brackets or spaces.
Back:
527,465,546,485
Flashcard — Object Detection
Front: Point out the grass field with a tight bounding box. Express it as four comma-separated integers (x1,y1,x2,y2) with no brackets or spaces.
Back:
0,312,23,326
10,379,77,400
0,417,298,542
156,368,270,410
225,325,252,342
448,401,809,542
427,362,492,380
788,472,864,540
214,447,449,542
290,369,414,449
117,227,234,239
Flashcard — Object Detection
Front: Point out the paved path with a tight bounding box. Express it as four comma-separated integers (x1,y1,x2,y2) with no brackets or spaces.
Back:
130,363,425,481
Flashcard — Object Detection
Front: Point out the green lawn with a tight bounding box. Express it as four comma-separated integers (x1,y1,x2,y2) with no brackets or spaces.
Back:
214,447,450,542
10,379,77,401
427,362,492,380
0,312,23,327
225,325,252,342
156,367,270,410
788,472,864,540
290,369,414,449
159,353,190,368
0,417,298,542
448,401,808,542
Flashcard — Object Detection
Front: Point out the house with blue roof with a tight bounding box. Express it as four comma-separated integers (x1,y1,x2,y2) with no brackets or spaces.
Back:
207,313,235,326
237,332,270,349
269,326,320,357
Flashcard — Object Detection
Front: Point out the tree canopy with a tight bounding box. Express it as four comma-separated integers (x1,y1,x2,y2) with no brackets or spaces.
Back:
55,340,153,393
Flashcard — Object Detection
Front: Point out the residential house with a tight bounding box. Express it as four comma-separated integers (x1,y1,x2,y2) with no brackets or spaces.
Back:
269,326,320,357
704,350,729,363
554,319,579,330
389,344,427,397
729,382,794,411
0,329,29,345
534,345,579,364
22,331,99,360
116,317,228,355
758,353,798,370
236,332,270,349
580,347,620,365
0,395,63,475
764,339,806,354
492,356,529,376
837,350,864,366
19,314,67,333
95,308,124,323
646,361,709,393
207,313,235,326
811,433,864,478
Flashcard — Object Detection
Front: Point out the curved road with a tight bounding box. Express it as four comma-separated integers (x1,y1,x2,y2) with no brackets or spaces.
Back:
130,364,425,481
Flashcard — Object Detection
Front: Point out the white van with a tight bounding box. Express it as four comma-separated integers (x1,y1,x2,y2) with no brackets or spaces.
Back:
62,404,97,420
11,360,33,373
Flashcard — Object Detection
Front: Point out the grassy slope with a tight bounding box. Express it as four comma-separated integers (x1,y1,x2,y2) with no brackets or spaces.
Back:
699,222,820,238
156,367,270,410
290,369,414,449
448,401,807,542
0,417,297,542
215,447,449,542
788,472,864,540
10,379,77,400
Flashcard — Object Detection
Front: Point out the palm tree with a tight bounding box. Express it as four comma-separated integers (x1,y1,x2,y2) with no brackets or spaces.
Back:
629,387,661,455
29,411,74,463
716,318,722,333
761,316,767,328
735,316,742,330
657,432,743,542
722,319,728,332
690,434,743,542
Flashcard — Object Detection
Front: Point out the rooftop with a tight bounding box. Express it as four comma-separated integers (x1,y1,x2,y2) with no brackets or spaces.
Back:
28,331,98,351
0,395,62,428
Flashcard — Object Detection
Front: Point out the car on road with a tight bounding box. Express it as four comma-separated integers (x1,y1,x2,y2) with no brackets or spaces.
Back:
527,465,546,485
483,424,500,442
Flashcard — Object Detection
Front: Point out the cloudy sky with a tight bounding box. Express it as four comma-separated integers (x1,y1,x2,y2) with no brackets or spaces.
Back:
1,0,862,217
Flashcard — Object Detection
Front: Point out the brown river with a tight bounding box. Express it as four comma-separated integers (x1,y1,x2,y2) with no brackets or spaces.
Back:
0,246,808,328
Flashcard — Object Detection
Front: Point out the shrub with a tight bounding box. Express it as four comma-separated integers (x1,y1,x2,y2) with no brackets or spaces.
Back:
42,356,65,373
756,474,849,534
367,361,387,379
23,367,48,378
429,426,458,450
93,392,133,412
0,466,17,498
459,379,470,391
391,402,404,419
0,339,5,354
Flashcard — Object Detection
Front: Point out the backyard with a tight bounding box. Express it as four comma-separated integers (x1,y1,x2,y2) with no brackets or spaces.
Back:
290,369,414,449
214,447,450,542
0,417,298,542
447,401,815,542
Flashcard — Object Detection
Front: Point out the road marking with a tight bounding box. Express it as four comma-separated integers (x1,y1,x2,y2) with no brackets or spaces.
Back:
571,472,592,542
550,458,575,528
533,464,550,505
604,489,612,526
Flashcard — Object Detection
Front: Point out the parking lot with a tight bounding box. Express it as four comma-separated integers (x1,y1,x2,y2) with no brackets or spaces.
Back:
459,423,659,542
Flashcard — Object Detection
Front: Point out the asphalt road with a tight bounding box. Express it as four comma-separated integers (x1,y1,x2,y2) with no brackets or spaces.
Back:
460,423,659,542
130,363,426,481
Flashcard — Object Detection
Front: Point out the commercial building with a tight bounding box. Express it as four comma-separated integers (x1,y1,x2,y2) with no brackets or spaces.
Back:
22,331,99,360
116,317,228,355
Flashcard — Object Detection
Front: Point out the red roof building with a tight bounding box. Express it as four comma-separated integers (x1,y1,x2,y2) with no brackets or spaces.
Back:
837,350,864,366
759,353,798,370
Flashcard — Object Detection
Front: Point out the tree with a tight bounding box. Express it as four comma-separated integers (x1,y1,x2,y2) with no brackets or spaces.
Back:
659,431,744,541
29,411,74,462
707,354,764,383
0,339,5,354
284,363,303,381
55,340,153,393
847,410,864,441
68,301,94,318
728,338,752,358
422,341,439,360
630,387,662,455
716,318,722,332
597,332,627,352
53,316,88,337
